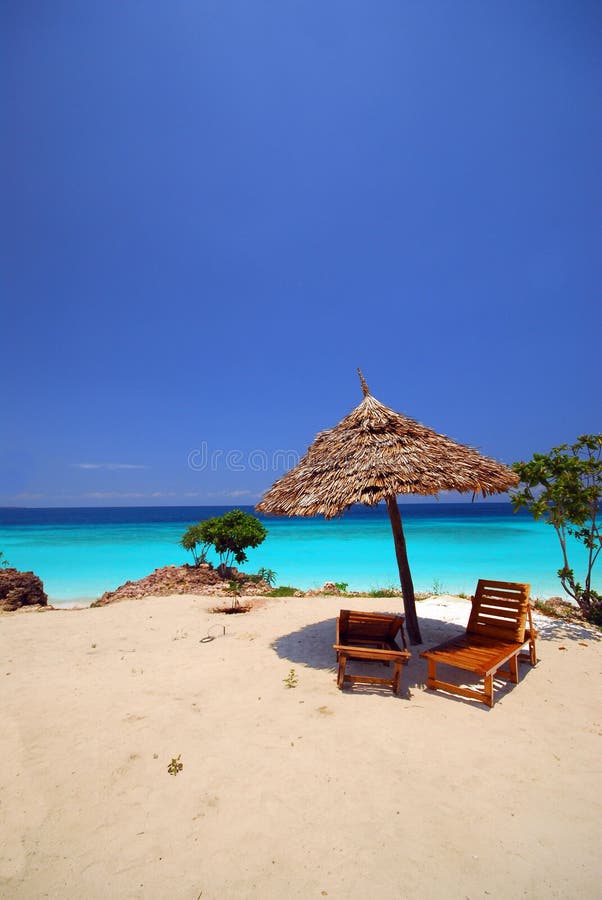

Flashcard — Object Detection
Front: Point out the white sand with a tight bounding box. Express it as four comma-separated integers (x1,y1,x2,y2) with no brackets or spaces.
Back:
1,594,601,899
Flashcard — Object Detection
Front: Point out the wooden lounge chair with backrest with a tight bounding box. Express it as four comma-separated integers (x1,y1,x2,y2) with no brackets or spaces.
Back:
333,609,411,694
420,580,537,708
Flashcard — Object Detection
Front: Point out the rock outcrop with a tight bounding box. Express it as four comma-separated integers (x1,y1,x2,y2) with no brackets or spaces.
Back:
91,564,272,607
0,569,48,611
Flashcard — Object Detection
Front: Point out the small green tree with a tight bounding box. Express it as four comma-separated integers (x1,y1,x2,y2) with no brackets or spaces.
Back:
179,525,210,567
197,509,267,575
0,551,10,569
227,579,242,608
511,434,602,625
257,567,277,586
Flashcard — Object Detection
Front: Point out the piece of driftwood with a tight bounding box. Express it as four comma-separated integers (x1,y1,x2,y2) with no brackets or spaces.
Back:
420,580,537,708
333,609,411,694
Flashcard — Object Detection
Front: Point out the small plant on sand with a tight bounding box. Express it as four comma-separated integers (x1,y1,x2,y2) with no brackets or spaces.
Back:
512,434,602,626
209,579,251,614
257,567,277,586
431,578,444,596
167,755,183,776
283,668,298,689
0,551,10,569
227,579,242,608
334,581,349,593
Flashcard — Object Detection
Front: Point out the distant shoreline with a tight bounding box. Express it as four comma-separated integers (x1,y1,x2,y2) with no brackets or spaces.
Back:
0,498,516,515
2,503,595,606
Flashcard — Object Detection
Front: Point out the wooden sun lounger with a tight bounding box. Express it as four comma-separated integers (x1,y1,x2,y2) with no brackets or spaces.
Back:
333,609,411,694
420,580,538,708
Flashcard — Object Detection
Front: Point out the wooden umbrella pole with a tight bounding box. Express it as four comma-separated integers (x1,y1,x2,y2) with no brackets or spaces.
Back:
386,496,422,645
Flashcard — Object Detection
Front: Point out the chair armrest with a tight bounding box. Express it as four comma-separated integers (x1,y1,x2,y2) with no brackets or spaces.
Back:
333,643,411,662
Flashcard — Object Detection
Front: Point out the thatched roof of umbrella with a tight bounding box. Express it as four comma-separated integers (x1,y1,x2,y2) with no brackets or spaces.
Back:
258,372,517,518
257,370,518,644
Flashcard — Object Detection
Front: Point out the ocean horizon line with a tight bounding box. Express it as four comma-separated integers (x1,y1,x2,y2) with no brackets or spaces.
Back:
0,501,582,606
0,497,514,513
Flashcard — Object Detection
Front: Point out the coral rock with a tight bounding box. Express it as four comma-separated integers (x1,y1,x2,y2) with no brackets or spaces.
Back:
91,565,272,606
0,569,48,611
321,581,340,594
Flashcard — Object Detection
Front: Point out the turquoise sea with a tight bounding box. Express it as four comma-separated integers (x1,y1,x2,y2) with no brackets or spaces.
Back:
0,503,596,607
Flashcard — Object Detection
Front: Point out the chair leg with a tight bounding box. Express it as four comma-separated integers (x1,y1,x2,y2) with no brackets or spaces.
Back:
426,658,437,691
337,655,347,689
509,653,519,684
392,660,402,693
484,674,494,707
530,639,537,666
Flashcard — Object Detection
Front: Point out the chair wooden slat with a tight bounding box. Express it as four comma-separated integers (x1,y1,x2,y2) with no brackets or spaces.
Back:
334,610,411,694
420,580,537,707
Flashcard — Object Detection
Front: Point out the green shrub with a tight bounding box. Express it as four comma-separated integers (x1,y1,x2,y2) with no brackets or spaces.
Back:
257,567,277,586
270,586,298,597
512,434,602,625
179,525,210,567
367,587,400,598
181,509,267,572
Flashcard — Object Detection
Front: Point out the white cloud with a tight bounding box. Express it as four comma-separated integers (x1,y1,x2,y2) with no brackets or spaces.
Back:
207,489,255,499
83,491,148,499
82,491,176,500
72,463,149,470
8,492,46,500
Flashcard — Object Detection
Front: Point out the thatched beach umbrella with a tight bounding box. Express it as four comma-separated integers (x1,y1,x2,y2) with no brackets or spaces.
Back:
256,370,518,644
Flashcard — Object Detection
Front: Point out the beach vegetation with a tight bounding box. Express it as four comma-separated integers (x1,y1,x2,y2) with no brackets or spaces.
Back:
532,597,585,623
192,509,267,575
227,579,242,608
167,755,183,776
512,434,602,626
283,668,298,688
179,525,210,567
334,581,349,592
0,551,10,569
367,586,401,598
207,580,252,614
270,585,298,597
257,566,277,586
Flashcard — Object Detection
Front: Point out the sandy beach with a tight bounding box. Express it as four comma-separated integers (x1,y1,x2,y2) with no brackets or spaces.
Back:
1,594,600,899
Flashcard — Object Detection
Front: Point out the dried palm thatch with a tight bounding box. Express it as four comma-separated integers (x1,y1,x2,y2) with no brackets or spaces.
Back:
257,370,518,644
257,372,517,517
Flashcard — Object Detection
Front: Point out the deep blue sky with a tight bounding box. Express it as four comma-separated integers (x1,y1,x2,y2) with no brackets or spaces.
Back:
3,2,600,507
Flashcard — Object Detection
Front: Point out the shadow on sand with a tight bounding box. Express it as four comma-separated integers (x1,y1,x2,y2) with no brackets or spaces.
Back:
271,611,600,708
531,616,601,644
